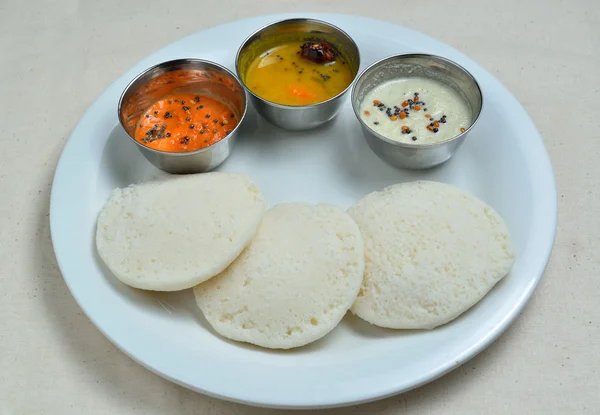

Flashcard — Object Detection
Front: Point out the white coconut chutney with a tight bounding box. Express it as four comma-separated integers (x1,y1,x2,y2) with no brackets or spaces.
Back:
359,77,472,144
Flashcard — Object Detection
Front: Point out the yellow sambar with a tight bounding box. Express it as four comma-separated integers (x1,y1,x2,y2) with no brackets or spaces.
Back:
244,42,354,106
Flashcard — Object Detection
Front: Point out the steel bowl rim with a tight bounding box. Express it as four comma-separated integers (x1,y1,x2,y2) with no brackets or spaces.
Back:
117,58,248,157
351,53,484,149
234,17,361,110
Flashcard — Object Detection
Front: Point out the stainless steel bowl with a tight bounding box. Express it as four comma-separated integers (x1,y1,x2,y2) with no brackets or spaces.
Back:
235,18,360,131
351,54,483,169
118,59,247,174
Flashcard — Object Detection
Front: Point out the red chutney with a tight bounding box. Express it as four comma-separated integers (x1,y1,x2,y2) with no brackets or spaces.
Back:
135,93,238,152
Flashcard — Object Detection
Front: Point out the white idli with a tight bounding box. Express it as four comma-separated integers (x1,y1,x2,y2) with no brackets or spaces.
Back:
349,181,515,329
96,172,266,291
194,203,364,349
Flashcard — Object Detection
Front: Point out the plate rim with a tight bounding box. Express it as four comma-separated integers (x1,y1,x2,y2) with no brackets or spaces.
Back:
50,12,558,409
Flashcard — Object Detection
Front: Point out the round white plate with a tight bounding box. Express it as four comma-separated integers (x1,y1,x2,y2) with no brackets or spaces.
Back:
50,13,557,409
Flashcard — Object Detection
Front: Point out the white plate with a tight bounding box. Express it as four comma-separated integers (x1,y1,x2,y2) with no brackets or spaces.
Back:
50,13,557,409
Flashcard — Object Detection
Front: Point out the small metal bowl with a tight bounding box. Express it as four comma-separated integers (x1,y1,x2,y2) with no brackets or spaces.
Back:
351,54,483,169
118,58,247,174
235,18,360,131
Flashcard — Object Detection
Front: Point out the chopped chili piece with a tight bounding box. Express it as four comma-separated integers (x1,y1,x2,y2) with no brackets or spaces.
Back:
299,41,336,63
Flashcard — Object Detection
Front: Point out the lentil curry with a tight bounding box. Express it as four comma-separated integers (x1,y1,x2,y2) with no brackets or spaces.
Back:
245,41,353,106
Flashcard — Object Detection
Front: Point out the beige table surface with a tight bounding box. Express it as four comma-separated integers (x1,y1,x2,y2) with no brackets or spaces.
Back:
1,0,598,413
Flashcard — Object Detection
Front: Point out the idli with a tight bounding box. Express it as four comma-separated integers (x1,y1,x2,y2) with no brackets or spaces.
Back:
96,172,266,291
349,181,515,329
194,203,364,349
